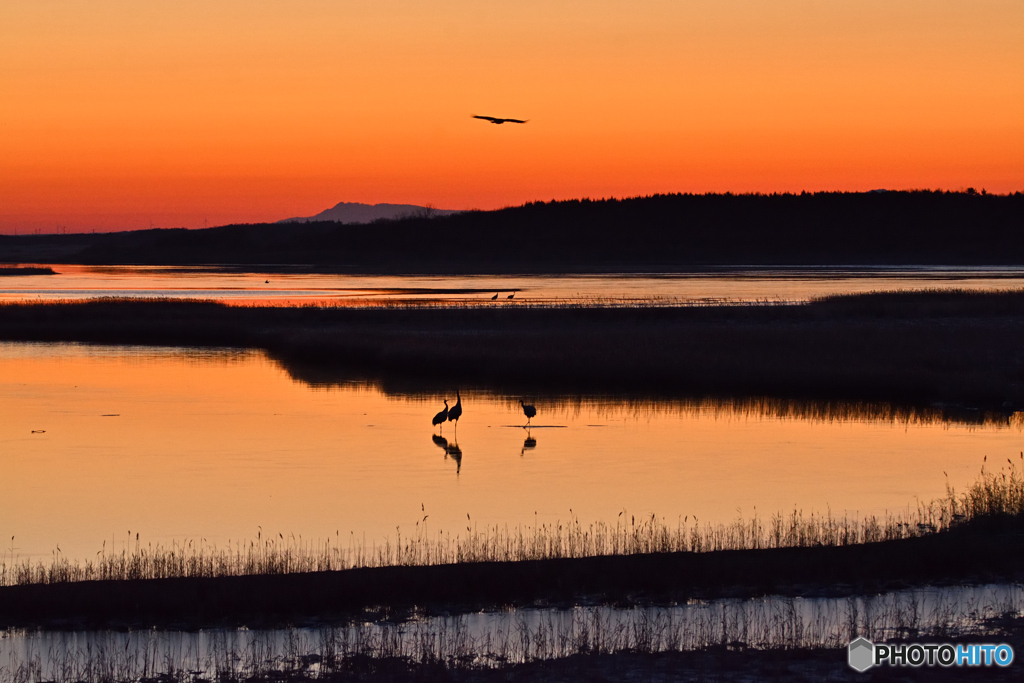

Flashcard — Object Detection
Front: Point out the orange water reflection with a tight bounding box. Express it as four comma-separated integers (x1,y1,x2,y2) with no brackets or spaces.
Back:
4,265,1024,307
1,342,1020,561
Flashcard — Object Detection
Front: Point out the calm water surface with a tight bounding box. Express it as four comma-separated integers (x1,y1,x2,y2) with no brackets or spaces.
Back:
3,265,1024,305
1,342,1020,562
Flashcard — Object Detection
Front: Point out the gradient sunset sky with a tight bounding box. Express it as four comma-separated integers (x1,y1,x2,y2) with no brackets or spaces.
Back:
2,1,1021,233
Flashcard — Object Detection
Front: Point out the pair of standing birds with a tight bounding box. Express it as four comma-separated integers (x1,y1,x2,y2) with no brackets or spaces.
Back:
433,392,462,430
432,393,537,429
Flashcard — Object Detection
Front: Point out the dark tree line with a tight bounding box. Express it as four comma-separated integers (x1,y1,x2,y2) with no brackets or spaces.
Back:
2,191,1022,269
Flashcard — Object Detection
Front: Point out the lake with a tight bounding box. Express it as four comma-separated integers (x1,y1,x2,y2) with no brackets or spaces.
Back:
3,265,1024,306
1,341,1019,563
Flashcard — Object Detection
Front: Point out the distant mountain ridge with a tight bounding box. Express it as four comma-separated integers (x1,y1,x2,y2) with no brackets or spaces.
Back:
278,202,461,224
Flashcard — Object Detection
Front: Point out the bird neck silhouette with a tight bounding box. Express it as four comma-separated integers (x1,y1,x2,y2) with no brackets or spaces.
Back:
448,392,463,424
432,400,450,430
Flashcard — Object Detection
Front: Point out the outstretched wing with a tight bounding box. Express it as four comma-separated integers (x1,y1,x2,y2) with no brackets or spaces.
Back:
472,115,529,124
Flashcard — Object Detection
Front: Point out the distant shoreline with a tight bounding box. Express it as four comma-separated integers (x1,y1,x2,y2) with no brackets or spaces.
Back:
1,191,1021,270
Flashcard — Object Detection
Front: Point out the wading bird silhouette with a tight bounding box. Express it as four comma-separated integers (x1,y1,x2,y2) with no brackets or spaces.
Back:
447,391,463,429
507,292,515,300
432,400,449,433
520,400,536,426
491,292,500,300
473,115,528,125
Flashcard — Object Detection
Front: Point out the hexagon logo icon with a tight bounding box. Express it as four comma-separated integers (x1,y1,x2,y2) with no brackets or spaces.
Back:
848,637,875,672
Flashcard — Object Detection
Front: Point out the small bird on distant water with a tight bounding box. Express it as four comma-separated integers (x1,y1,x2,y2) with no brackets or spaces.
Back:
432,400,449,432
448,391,463,426
520,400,536,425
473,115,529,125
491,292,500,300
507,292,515,300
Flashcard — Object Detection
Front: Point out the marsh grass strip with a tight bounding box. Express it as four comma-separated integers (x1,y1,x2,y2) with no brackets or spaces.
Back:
2,459,1021,587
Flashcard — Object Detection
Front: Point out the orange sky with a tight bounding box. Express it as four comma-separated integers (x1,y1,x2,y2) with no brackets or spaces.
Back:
1,1,1021,233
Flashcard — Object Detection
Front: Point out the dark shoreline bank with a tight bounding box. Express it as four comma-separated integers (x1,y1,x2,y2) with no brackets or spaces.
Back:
0,266,55,276
1,517,1021,630
2,289,1024,410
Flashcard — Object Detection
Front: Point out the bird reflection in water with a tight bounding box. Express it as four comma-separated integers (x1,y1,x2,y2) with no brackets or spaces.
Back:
521,430,537,456
431,434,463,474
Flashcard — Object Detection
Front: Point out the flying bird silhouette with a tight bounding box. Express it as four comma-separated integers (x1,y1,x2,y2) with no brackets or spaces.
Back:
473,115,529,125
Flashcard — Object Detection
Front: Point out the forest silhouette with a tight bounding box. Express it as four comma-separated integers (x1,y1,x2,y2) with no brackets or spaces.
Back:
1,191,1021,270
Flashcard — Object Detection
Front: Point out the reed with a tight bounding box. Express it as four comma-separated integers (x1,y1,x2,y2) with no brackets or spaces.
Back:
2,458,1021,588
